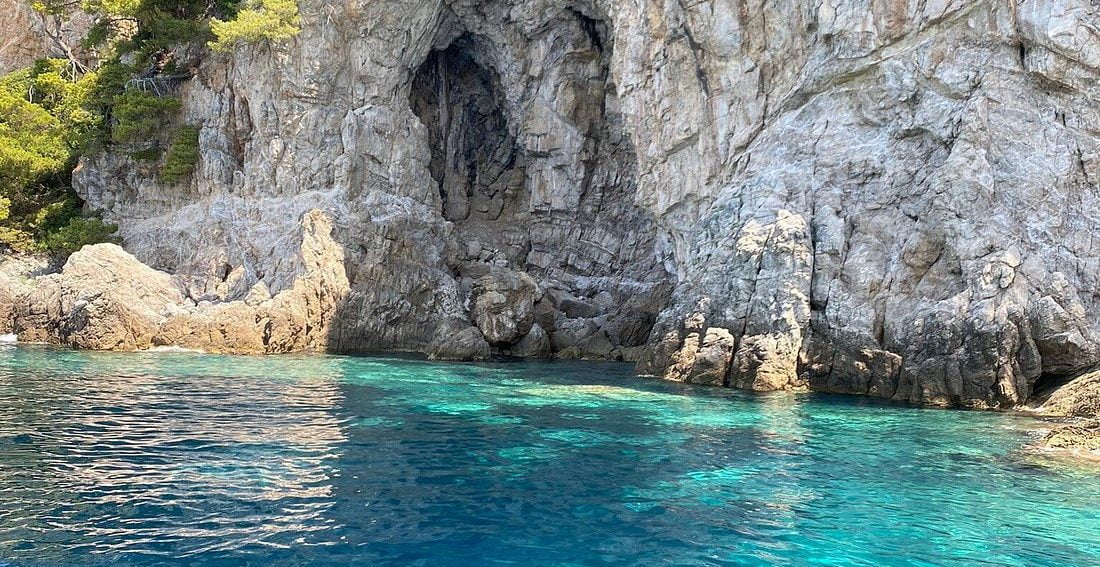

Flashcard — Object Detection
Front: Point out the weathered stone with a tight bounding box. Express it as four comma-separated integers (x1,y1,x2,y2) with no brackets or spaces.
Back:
511,324,551,358
729,334,809,392
470,268,538,345
550,318,600,352
1,0,1098,410
1039,420,1100,461
558,297,600,320
686,328,736,387
0,256,49,334
1034,372,1100,419
14,244,187,350
427,322,491,361
10,210,349,354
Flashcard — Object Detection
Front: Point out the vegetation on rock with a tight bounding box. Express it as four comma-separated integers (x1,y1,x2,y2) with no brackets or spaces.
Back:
109,90,182,143
209,0,300,52
0,0,278,255
0,60,116,254
160,125,200,183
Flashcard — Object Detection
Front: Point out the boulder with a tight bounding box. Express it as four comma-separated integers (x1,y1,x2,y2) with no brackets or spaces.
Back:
14,244,187,350
470,268,538,345
428,322,491,361
11,209,351,354
511,323,551,358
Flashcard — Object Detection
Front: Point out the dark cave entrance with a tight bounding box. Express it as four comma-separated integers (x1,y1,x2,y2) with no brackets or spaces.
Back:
409,37,527,225
400,13,673,361
1030,370,1078,404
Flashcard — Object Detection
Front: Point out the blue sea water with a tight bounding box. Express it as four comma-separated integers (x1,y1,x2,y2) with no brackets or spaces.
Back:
0,345,1096,566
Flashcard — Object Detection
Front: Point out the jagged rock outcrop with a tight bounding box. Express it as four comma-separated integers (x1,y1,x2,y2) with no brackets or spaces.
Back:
1031,372,1100,457
6,0,1094,409
1036,371,1100,418
5,210,349,354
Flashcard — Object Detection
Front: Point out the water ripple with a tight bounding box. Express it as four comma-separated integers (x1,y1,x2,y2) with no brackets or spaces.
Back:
0,346,1096,566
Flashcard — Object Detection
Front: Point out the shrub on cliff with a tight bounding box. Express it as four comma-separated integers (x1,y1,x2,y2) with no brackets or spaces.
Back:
209,0,300,52
160,125,200,183
41,215,120,255
109,90,182,144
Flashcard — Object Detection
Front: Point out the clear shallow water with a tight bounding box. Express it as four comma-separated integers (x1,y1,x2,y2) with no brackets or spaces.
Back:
0,346,1096,566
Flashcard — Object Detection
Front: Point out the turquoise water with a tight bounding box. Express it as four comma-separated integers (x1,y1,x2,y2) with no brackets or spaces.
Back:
0,345,1096,566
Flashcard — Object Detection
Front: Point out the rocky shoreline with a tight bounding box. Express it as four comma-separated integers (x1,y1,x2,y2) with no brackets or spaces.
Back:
2,215,1098,458
1027,371,1100,459
2,0,1099,428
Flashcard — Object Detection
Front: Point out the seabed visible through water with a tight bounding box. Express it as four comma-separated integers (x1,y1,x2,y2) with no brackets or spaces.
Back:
0,344,1096,566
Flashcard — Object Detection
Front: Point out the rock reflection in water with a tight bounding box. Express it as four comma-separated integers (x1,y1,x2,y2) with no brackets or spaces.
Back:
0,347,347,559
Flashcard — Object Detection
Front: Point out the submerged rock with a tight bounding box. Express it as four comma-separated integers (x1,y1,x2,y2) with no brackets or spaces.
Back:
1039,420,1100,462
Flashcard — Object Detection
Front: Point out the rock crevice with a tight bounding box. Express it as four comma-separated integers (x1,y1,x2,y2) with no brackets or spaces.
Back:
1,0,1098,410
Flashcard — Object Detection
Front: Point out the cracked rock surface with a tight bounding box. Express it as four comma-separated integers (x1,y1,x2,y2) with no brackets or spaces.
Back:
4,0,1100,410
8,210,348,354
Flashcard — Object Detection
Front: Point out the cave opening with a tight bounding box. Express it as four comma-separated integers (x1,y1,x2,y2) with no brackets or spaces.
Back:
403,12,674,360
409,36,527,227
1030,370,1078,404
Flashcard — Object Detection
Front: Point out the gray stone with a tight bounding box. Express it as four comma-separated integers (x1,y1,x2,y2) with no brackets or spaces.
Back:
427,322,491,361
511,324,552,359
470,268,538,345
2,0,1098,409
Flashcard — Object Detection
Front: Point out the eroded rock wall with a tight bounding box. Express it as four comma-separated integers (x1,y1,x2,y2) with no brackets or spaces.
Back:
627,0,1100,408
65,0,1100,408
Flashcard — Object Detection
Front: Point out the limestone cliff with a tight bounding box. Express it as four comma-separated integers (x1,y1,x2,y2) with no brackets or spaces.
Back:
5,0,1100,410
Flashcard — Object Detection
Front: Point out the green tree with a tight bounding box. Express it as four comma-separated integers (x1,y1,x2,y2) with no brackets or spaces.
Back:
0,60,116,253
3,0,237,255
109,89,181,143
41,215,120,254
0,82,71,215
160,124,200,183
209,0,299,52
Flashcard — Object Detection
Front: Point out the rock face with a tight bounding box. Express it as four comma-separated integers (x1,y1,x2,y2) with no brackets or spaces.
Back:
0,0,96,74
35,0,1100,409
1035,371,1100,419
5,210,349,354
